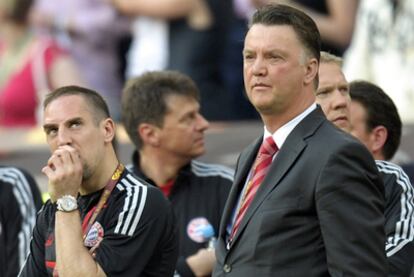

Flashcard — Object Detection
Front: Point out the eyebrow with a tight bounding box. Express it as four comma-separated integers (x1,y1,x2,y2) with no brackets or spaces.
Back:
43,117,83,131
317,84,335,91
43,124,56,133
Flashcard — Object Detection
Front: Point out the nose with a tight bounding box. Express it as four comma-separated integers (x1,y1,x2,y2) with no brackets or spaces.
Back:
57,128,72,147
196,114,209,131
251,57,267,76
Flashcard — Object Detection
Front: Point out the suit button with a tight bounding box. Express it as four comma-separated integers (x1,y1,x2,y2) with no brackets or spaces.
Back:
223,264,232,273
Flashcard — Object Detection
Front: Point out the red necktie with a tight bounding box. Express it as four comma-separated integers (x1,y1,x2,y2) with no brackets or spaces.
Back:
229,136,278,241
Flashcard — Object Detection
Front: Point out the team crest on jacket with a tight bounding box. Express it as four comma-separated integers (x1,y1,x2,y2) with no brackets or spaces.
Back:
84,221,104,248
187,217,212,243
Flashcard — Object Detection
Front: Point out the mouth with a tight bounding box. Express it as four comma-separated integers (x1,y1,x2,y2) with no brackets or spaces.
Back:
333,116,348,123
332,116,351,130
194,137,205,146
252,82,271,90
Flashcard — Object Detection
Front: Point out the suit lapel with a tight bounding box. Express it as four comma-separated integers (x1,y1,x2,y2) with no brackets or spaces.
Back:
229,107,326,246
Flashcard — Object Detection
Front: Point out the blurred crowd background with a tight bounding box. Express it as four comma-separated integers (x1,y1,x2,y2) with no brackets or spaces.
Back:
1,0,414,189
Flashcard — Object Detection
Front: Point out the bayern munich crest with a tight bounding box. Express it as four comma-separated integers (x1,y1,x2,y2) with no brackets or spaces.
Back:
187,217,212,243
84,221,104,248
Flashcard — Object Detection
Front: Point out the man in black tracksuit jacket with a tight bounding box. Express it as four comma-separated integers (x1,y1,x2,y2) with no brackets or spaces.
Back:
0,166,42,277
122,71,233,276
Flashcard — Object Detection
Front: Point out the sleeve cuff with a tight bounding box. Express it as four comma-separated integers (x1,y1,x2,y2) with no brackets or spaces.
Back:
175,256,195,277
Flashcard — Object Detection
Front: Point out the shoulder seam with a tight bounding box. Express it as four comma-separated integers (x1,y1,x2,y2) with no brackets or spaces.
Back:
191,160,234,181
376,161,414,256
114,175,148,236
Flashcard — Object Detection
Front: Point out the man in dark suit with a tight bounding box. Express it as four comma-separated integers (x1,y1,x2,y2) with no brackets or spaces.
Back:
213,4,387,277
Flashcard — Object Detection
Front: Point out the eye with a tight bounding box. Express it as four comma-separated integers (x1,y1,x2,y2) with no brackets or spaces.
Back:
339,86,350,94
185,113,196,122
45,127,58,137
316,89,329,98
243,52,255,60
69,120,82,129
269,55,281,61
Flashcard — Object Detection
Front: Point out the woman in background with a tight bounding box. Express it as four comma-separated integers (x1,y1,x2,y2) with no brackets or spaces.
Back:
0,0,81,128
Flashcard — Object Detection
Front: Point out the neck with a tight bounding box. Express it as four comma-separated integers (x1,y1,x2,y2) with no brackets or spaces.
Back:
138,148,187,187
261,90,314,133
372,151,385,161
79,148,120,195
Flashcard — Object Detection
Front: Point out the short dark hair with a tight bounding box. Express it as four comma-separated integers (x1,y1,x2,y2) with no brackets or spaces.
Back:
250,4,321,80
44,85,111,124
7,0,33,24
350,80,402,160
121,71,200,149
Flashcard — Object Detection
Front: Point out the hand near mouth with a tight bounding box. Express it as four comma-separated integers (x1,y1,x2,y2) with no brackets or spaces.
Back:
42,145,83,202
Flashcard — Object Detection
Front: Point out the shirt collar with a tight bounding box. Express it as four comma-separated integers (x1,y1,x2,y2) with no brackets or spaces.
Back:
263,103,317,149
130,150,192,186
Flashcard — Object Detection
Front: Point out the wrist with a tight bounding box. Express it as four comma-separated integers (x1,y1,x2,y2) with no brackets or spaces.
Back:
56,195,78,212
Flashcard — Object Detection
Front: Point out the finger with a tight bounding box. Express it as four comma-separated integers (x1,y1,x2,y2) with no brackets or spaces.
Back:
59,145,81,166
54,148,73,167
42,165,54,177
48,152,63,171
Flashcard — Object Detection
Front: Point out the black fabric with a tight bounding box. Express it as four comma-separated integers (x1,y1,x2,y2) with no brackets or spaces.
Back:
168,0,233,120
19,169,178,277
294,0,345,56
214,107,387,276
378,161,414,276
130,152,232,277
0,166,42,277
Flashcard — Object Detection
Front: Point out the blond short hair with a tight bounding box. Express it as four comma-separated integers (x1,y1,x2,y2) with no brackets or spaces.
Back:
320,51,342,66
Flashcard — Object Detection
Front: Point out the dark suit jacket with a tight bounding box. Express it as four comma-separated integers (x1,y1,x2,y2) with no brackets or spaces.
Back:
213,107,387,277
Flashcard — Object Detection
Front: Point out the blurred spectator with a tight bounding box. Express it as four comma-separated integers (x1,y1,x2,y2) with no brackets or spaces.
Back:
112,0,233,121
0,0,81,128
125,17,168,79
31,0,130,120
0,166,42,277
247,0,359,56
343,0,414,124
219,0,259,120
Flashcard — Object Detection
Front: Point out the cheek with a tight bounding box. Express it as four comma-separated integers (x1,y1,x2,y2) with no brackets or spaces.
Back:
243,67,252,85
270,64,293,79
350,128,366,143
316,99,331,116
47,138,58,152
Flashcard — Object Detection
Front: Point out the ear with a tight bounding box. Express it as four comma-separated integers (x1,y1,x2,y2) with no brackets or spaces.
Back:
303,57,318,86
369,125,388,158
102,118,116,143
138,123,160,147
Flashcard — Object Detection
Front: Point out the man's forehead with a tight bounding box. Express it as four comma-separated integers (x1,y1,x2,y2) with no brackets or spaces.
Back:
166,95,199,114
246,24,298,43
46,94,86,109
44,96,92,123
319,63,347,82
43,115,85,127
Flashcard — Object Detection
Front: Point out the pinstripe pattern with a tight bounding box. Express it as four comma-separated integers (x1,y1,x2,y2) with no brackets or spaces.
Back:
376,160,414,257
114,173,148,236
191,160,234,181
0,167,37,268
